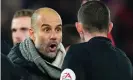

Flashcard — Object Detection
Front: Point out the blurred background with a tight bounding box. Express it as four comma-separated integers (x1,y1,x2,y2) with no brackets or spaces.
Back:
1,0,133,63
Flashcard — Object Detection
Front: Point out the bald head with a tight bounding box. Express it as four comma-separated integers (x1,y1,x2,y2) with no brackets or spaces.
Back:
34,7,60,16
29,7,63,59
31,7,62,30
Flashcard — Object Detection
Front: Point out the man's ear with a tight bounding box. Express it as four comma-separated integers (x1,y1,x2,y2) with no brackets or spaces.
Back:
29,28,35,41
75,22,85,41
108,22,113,33
75,22,84,34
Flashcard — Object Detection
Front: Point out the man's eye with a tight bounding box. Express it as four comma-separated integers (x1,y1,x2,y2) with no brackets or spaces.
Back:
45,29,49,32
11,29,16,32
44,28,50,32
21,28,28,31
56,28,61,32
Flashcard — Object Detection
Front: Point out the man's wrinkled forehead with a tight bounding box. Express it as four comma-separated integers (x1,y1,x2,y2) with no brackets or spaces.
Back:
37,15,62,25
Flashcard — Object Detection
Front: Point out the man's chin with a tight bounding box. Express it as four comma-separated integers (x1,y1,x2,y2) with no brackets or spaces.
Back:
46,51,57,59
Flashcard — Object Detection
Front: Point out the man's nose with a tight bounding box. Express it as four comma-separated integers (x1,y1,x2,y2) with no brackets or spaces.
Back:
14,31,23,41
50,31,57,40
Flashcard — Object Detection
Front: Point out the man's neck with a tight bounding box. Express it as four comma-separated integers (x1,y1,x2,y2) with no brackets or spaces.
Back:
84,32,107,42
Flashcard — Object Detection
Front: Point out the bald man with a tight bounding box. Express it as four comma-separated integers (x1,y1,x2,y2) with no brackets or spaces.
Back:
8,7,66,80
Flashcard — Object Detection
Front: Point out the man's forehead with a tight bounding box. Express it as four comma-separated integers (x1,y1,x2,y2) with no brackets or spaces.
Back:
12,17,31,28
12,17,31,24
11,26,29,30
38,13,61,20
37,15,62,24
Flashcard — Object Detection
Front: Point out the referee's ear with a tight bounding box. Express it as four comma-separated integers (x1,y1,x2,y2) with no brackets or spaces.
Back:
108,22,113,33
75,22,84,37
75,22,83,34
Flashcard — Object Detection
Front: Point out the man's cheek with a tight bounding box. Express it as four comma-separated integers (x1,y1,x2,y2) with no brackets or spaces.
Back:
59,35,62,42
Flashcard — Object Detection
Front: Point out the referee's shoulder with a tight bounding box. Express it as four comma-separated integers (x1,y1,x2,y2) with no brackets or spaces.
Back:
66,42,87,57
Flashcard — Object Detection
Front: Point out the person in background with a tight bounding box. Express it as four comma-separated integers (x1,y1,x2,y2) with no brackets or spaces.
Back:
11,9,34,45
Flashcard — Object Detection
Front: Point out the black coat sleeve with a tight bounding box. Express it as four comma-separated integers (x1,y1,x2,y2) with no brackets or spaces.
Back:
1,53,22,80
62,45,88,80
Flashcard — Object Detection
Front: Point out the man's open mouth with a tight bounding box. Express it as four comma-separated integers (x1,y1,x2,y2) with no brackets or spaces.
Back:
49,43,57,52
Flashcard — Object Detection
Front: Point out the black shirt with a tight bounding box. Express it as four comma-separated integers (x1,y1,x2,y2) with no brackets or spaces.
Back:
62,37,132,80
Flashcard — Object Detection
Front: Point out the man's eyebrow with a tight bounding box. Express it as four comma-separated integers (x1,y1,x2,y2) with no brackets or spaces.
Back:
20,27,29,30
56,24,62,27
41,24,51,28
11,28,16,32
41,24,62,28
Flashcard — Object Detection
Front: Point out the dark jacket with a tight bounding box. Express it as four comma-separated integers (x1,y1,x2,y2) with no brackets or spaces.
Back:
62,37,133,80
7,44,59,80
1,40,11,55
1,53,23,80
